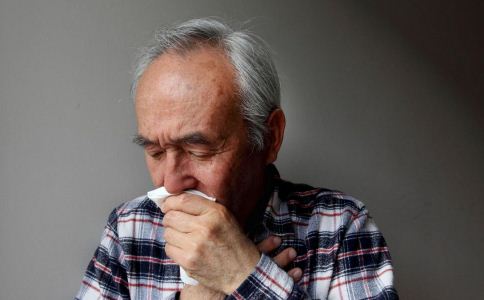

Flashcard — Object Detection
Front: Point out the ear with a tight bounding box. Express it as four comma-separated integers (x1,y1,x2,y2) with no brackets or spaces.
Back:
265,108,286,164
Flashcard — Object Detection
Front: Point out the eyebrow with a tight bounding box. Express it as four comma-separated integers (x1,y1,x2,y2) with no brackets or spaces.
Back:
132,132,212,148
132,134,157,147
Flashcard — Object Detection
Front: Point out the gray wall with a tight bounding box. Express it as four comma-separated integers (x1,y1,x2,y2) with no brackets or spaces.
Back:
1,1,482,299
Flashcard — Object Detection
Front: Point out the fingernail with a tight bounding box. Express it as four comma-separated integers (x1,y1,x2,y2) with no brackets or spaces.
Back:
272,236,281,246
289,248,297,259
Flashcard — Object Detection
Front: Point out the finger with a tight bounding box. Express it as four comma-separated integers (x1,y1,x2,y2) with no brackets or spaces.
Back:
162,210,199,233
165,242,197,272
273,247,297,269
162,193,214,215
165,243,189,267
164,227,194,250
287,267,303,282
257,235,281,253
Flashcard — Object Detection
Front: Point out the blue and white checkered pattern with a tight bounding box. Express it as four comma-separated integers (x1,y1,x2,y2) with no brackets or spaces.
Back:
76,167,397,299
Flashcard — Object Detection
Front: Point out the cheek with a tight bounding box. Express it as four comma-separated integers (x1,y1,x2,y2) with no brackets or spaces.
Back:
192,158,236,193
194,162,228,182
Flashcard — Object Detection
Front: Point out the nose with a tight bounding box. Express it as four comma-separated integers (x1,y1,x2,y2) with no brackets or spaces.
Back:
162,150,197,194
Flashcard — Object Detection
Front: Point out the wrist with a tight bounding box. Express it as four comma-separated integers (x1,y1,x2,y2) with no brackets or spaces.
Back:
223,244,261,294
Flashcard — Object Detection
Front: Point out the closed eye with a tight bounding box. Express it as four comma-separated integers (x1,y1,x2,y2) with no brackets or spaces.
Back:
149,150,165,160
188,151,213,159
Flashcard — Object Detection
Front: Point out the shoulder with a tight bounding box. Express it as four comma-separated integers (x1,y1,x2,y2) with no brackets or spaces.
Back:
276,178,369,230
278,178,365,214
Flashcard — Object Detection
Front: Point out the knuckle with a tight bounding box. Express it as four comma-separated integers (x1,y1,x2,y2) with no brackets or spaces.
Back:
193,244,203,257
163,212,172,224
185,252,198,270
163,228,170,240
283,249,293,260
259,238,275,252
273,255,285,266
191,240,206,257
179,193,191,204
199,226,214,240
165,244,173,258
274,250,291,266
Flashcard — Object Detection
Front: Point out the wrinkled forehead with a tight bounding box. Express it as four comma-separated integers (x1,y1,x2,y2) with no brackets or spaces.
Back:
134,47,243,139
136,47,238,105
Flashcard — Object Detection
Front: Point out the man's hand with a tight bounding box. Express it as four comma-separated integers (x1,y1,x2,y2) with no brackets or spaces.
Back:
162,193,304,295
162,193,260,294
256,235,303,281
179,235,303,299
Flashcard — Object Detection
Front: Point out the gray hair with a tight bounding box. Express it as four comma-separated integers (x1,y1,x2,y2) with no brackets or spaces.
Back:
131,18,280,152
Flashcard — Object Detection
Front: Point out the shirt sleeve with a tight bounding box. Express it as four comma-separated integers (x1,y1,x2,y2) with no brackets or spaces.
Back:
227,253,308,299
327,207,398,300
75,208,130,300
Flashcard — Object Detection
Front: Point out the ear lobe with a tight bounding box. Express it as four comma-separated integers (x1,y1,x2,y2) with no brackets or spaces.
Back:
265,108,286,164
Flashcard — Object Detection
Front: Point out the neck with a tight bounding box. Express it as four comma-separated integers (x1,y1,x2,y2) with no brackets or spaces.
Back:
239,165,277,234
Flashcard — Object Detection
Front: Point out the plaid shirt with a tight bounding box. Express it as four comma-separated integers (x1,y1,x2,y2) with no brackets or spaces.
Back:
76,166,397,299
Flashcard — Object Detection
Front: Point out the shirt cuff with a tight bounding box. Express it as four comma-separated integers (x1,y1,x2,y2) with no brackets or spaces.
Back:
227,253,295,299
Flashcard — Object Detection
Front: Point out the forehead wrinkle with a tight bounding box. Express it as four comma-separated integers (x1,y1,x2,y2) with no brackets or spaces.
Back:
137,47,238,108
135,46,244,153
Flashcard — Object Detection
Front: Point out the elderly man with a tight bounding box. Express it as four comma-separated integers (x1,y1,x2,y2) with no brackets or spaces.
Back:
76,18,397,299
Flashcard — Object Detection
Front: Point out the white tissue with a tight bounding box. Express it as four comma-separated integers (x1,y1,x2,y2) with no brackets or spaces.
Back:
147,186,216,205
147,186,216,286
